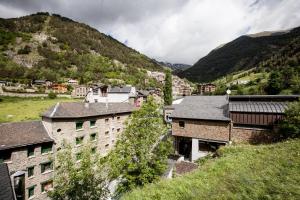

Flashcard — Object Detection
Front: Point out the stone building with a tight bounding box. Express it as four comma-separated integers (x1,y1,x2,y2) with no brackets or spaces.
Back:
0,102,135,200
198,83,216,95
0,121,54,200
42,102,135,156
167,95,299,161
71,85,88,98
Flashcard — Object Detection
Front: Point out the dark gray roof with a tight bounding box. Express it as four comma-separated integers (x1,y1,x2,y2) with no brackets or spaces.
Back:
108,86,132,93
137,90,150,97
229,101,289,113
0,164,15,200
229,95,300,102
0,121,53,151
42,102,135,119
170,96,230,121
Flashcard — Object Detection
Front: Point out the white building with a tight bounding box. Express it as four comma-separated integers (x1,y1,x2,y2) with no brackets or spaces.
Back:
86,86,136,104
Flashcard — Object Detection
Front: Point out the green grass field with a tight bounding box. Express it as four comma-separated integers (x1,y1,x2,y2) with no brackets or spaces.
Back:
123,139,300,200
0,96,79,123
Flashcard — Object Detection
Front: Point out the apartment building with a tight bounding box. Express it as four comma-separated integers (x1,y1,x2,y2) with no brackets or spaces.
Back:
0,121,54,200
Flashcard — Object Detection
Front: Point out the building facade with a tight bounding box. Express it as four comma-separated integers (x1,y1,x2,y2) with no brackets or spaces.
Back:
198,83,216,95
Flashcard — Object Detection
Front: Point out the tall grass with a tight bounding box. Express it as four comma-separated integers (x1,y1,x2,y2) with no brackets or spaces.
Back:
123,139,300,200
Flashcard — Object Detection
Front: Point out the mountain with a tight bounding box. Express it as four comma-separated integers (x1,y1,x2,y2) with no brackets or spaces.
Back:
0,12,163,88
159,62,191,71
178,26,300,83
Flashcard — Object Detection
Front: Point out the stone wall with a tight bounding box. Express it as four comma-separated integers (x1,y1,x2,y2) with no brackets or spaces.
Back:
172,118,231,142
231,127,277,144
6,144,54,200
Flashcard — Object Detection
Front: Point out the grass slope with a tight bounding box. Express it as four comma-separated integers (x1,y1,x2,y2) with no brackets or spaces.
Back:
0,97,77,123
123,139,300,200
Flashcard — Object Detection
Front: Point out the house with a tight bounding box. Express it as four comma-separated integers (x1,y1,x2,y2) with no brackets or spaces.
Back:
0,121,54,200
86,85,136,104
167,95,299,161
71,85,88,98
170,96,231,161
42,102,135,155
67,79,78,85
0,164,15,200
51,84,68,93
198,83,216,95
172,76,192,98
33,80,52,87
0,80,7,87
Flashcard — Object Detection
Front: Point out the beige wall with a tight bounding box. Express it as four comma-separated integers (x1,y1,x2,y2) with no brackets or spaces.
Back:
172,118,231,142
44,113,130,156
231,127,274,144
5,144,54,200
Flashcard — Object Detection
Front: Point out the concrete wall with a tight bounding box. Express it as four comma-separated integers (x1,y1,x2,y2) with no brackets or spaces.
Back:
172,118,231,142
5,144,54,200
191,138,210,161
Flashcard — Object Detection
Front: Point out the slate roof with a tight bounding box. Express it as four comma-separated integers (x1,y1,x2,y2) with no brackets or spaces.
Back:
0,164,15,200
42,102,135,119
229,95,300,102
0,121,53,151
170,96,230,121
229,101,288,113
108,86,132,93
137,90,150,97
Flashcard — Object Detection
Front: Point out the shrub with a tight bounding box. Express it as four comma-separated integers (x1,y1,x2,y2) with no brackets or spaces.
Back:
48,91,57,99
280,101,300,138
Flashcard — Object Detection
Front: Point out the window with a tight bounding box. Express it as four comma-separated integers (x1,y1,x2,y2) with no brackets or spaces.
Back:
28,166,34,177
105,144,109,149
41,162,53,173
27,147,35,157
90,120,96,127
91,147,96,154
76,137,84,145
28,186,35,198
90,133,97,141
76,122,83,130
94,99,98,103
117,128,121,132
105,131,109,135
0,151,11,163
41,180,53,193
76,153,82,161
57,128,61,133
105,118,109,123
117,116,120,120
41,143,52,154
179,121,185,128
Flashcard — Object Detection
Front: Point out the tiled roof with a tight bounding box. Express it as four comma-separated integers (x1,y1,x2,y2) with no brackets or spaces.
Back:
229,101,289,113
0,164,15,200
42,102,135,119
108,86,132,93
0,121,53,151
170,96,230,121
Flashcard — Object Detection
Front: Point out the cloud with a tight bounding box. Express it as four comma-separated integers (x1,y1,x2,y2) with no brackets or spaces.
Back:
0,0,299,64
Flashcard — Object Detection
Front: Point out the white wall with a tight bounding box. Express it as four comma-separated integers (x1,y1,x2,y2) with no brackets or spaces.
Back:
191,138,210,162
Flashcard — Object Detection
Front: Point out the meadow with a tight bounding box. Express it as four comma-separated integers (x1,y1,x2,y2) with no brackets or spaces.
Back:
0,96,79,123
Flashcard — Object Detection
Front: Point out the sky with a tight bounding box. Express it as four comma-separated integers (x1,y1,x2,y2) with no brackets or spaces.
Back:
0,0,299,65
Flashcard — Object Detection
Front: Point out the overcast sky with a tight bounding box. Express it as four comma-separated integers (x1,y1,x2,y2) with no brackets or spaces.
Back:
0,0,299,64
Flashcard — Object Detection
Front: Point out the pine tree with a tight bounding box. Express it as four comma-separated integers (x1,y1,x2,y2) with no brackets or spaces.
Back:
164,70,172,105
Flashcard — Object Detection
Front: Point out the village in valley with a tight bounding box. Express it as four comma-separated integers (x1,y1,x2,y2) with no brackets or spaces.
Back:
0,2,300,200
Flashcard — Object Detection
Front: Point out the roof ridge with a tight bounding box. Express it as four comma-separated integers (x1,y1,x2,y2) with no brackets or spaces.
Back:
50,102,60,118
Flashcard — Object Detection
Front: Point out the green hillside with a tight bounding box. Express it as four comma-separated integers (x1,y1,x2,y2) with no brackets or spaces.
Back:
0,12,163,88
123,139,300,200
179,27,300,83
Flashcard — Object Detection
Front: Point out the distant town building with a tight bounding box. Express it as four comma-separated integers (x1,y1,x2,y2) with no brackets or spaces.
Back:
33,80,52,87
172,76,192,98
71,85,88,98
147,71,165,84
86,85,136,104
51,84,68,93
198,83,216,95
67,79,79,85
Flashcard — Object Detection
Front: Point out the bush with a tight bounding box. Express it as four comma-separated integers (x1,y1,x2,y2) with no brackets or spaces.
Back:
48,91,57,99
280,101,300,138
18,45,31,54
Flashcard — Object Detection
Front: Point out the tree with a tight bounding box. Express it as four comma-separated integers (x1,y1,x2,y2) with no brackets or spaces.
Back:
48,91,57,99
106,97,172,196
48,144,109,200
280,101,300,138
265,71,282,94
164,70,172,105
